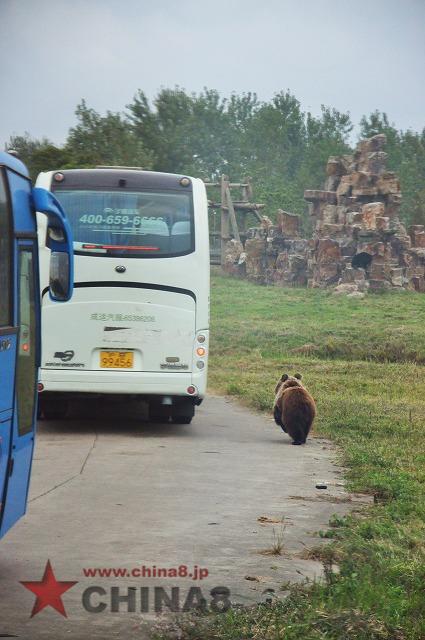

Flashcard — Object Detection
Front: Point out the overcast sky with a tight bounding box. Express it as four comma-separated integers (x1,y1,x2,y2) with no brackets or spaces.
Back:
1,0,424,148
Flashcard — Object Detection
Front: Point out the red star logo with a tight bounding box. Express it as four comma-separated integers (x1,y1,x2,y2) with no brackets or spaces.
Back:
20,560,77,618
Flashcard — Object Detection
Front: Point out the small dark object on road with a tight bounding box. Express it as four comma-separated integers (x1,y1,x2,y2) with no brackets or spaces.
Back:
315,483,328,489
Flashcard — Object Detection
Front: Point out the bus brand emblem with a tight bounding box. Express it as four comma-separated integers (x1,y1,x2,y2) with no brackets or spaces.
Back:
115,265,126,273
0,339,11,352
160,362,189,370
54,350,75,362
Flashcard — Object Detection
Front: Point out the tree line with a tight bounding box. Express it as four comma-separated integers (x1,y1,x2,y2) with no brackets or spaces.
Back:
7,88,425,228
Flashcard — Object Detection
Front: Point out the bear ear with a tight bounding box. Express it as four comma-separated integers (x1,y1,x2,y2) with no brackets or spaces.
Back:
294,373,302,380
281,374,289,381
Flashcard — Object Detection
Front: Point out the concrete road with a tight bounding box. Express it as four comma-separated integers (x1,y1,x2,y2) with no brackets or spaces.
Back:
0,395,363,639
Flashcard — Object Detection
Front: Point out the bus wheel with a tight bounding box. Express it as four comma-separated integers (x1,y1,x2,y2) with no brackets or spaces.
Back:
148,403,170,424
171,415,193,424
42,399,69,420
171,399,195,424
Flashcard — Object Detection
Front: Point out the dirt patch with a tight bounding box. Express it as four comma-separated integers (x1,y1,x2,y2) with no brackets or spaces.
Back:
289,494,353,504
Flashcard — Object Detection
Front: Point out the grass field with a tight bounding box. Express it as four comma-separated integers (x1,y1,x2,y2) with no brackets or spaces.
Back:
153,274,425,640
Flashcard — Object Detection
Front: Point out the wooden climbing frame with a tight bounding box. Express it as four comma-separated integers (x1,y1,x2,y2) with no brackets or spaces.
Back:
204,175,265,266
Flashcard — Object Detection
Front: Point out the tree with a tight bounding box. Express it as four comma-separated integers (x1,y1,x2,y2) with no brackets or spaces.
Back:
128,87,233,177
298,106,353,187
6,91,423,228
397,128,425,225
6,134,70,180
65,100,153,168
359,111,402,168
360,111,425,225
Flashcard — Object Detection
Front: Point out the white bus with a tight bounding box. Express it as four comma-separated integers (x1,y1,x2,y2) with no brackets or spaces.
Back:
36,168,210,424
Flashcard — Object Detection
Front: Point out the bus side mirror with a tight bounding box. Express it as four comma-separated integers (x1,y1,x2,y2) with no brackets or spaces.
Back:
49,252,71,301
32,187,74,302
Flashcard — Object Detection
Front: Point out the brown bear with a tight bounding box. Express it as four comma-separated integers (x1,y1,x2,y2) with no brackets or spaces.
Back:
273,373,316,445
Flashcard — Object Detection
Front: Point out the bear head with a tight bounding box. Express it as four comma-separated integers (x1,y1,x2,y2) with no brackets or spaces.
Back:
274,373,303,395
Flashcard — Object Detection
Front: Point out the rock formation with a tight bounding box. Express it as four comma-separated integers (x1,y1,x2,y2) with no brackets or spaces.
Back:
222,134,425,294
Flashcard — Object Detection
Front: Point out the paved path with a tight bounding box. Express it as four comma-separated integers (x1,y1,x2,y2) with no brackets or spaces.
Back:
0,395,361,639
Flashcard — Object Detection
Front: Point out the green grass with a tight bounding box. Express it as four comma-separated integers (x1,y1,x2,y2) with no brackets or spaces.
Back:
152,274,425,640
209,275,425,365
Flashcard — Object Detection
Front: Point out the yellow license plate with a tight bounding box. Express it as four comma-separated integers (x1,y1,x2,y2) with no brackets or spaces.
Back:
100,351,134,369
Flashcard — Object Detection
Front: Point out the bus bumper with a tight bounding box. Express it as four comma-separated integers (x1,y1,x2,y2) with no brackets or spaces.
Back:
38,368,207,398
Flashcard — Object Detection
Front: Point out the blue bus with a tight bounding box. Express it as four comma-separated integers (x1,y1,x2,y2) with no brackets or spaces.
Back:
0,151,73,539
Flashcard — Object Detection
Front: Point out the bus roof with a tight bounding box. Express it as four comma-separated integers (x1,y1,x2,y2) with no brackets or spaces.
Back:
95,165,144,170
0,151,30,178
46,168,195,192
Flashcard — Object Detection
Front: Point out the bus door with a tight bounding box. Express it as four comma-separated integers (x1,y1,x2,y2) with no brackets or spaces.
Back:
0,168,17,532
0,168,39,537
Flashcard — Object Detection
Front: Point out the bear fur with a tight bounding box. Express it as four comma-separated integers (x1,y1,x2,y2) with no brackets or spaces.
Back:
273,373,316,445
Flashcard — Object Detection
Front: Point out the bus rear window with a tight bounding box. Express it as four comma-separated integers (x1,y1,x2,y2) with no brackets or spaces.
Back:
52,189,194,258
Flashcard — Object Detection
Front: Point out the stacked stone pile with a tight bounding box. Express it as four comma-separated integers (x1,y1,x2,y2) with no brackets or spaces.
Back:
267,211,309,286
240,210,309,286
305,134,425,292
222,134,425,293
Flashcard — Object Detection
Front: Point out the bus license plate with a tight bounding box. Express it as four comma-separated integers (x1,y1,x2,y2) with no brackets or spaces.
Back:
100,351,134,368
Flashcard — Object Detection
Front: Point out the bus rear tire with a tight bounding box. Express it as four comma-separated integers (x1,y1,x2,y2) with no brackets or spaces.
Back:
171,399,195,425
40,398,69,420
148,403,170,424
171,415,193,424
